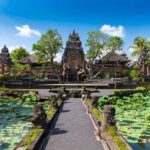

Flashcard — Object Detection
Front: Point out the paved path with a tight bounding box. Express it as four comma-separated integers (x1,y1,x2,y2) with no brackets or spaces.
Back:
37,89,57,97
41,98,104,150
91,89,113,97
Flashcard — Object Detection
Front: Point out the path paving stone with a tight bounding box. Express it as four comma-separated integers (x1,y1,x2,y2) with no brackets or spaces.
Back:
41,98,104,150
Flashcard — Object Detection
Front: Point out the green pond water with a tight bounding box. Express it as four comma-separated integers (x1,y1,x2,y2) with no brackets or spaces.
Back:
114,93,150,150
0,98,32,150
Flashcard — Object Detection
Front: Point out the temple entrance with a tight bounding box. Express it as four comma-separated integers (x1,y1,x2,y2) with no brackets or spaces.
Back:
62,30,86,82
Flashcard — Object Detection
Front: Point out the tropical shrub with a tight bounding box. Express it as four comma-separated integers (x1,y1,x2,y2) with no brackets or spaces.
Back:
0,74,4,80
122,69,131,77
22,93,37,104
130,69,141,80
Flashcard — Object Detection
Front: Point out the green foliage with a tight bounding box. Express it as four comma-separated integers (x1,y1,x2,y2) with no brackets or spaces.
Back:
86,31,124,64
10,47,29,62
130,69,141,79
22,93,38,104
145,114,150,121
107,127,128,150
97,96,119,109
85,99,91,106
86,30,109,63
10,63,30,75
106,36,124,53
92,107,102,121
145,49,150,66
122,69,131,77
129,36,150,61
21,128,42,148
32,29,63,65
0,74,4,80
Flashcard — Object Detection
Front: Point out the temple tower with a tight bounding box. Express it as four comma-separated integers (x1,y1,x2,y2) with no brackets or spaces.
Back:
0,45,13,74
62,30,86,72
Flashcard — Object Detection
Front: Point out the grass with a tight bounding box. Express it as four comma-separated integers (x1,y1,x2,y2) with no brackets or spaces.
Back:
92,107,103,121
85,99,91,105
47,107,55,119
107,126,129,150
21,128,42,148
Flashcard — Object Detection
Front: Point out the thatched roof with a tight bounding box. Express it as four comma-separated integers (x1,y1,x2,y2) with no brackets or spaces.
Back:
19,54,37,64
100,52,130,62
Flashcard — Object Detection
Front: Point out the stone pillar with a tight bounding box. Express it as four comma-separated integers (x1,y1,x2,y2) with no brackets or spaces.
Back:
101,105,116,132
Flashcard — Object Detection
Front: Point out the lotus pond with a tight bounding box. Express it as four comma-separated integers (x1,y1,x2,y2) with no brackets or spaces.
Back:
0,94,49,150
98,91,150,150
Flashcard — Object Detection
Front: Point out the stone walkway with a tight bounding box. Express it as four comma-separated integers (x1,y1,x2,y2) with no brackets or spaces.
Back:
40,98,104,150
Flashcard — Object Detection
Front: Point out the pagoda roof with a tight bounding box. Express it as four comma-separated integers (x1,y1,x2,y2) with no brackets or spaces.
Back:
100,52,130,62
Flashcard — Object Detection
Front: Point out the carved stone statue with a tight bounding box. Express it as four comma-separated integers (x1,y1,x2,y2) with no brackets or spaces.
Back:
50,95,58,109
31,105,47,129
91,96,99,107
101,105,116,132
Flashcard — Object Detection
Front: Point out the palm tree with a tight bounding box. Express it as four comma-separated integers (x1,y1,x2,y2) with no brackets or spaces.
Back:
129,36,147,59
129,36,150,76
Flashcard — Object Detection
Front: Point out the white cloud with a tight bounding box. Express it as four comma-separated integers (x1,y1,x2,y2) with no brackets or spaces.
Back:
16,25,41,38
116,50,124,55
128,48,138,61
128,47,134,53
54,52,63,63
100,24,125,37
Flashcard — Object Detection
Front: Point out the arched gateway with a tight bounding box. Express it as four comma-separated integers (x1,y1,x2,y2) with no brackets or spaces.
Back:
62,30,86,82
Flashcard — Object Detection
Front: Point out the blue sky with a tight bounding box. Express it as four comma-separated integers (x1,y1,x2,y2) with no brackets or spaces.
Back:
0,0,150,61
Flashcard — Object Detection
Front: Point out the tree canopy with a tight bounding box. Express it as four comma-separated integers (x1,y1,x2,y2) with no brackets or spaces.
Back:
129,36,148,59
32,29,63,65
86,30,124,64
86,30,109,63
10,47,29,62
106,36,124,53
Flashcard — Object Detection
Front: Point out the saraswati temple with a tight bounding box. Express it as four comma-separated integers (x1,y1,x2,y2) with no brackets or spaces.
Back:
62,30,86,81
